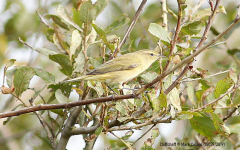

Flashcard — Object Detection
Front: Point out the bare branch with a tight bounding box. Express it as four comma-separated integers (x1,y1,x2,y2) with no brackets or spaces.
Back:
132,124,156,146
191,84,240,112
195,0,221,50
160,0,168,30
36,10,50,28
182,68,233,82
19,37,34,50
115,0,148,55
0,94,133,118
163,0,183,71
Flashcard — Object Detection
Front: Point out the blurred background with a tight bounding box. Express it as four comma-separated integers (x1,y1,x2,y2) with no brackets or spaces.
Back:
0,0,240,149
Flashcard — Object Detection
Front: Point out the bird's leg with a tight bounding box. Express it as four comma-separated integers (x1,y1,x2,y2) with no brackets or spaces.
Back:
121,84,140,91
107,86,118,95
118,83,124,95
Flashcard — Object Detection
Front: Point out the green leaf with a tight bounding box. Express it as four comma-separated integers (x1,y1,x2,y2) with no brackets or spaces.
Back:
79,1,96,24
32,86,45,100
49,54,73,77
181,21,205,35
55,89,68,103
93,0,109,17
72,9,83,29
187,82,196,106
228,123,240,133
147,89,161,112
73,0,108,35
214,77,234,99
110,142,121,150
121,131,133,140
47,92,56,104
4,59,16,86
74,52,85,73
92,23,115,51
199,79,211,91
140,72,158,83
46,28,54,43
192,8,214,22
140,145,154,150
87,81,104,97
168,87,182,112
14,67,35,97
177,111,203,120
190,113,217,138
211,113,230,137
229,62,238,83
117,116,130,122
192,6,226,22
181,111,202,117
70,30,81,60
94,127,104,136
151,128,159,139
48,83,72,98
227,48,240,56
33,68,55,83
116,102,128,116
176,114,193,120
233,95,240,107
195,90,203,103
45,14,69,30
34,48,57,56
57,5,82,31
4,59,16,73
159,92,167,108
90,56,104,69
105,14,130,34
148,23,170,42
6,68,17,88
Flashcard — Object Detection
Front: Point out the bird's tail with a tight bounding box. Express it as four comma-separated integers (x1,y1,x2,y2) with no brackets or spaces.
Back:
62,76,86,83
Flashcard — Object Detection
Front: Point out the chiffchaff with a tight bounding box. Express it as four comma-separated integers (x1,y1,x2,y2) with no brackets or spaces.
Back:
63,49,164,88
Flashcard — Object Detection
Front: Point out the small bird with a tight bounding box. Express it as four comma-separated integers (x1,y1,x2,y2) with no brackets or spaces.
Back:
63,49,163,89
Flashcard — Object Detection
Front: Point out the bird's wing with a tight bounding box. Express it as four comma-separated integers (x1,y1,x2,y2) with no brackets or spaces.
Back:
87,56,141,75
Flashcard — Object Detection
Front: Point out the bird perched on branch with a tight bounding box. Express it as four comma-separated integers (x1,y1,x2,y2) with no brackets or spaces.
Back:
63,49,164,89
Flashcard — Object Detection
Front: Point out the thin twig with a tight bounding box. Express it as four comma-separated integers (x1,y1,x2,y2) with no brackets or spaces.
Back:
19,37,34,49
195,0,221,50
191,0,207,14
160,0,168,30
163,0,183,71
191,84,240,112
132,124,156,145
36,10,50,28
181,68,233,82
115,0,147,56
110,131,133,150
222,106,240,122
29,99,56,147
164,64,190,94
108,116,172,131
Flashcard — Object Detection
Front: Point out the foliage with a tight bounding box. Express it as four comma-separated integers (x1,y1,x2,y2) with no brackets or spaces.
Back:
1,0,240,150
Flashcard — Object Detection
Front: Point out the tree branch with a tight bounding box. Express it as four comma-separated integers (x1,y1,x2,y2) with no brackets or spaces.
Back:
163,0,183,71
114,0,148,55
1,16,240,119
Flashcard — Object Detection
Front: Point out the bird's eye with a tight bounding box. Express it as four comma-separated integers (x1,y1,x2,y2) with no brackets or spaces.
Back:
150,53,154,56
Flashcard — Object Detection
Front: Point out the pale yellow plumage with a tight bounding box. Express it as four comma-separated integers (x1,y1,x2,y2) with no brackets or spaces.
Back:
63,49,163,88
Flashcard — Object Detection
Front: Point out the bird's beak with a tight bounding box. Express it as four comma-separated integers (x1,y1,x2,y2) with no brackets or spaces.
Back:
159,55,166,57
